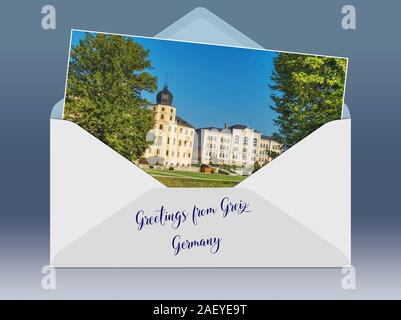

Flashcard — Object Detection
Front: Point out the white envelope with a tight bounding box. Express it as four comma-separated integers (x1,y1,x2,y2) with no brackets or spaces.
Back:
50,8,351,267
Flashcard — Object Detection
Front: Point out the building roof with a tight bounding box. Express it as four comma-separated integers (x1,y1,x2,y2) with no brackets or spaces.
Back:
261,135,273,140
228,124,248,130
176,116,194,129
196,127,223,131
156,84,173,106
227,124,260,133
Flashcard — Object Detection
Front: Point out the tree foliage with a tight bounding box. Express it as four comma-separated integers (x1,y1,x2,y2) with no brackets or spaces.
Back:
64,33,157,161
270,53,347,149
253,161,261,173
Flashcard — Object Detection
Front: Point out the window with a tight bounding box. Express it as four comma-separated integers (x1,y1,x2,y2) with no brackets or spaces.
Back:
180,128,183,133
253,138,258,147
191,131,193,136
157,149,160,155
160,114,164,120
167,137,170,144
168,126,171,132
166,150,169,156
177,152,180,157
170,108,173,113
188,153,191,158
173,138,176,145
179,140,182,146
243,148,247,153
235,136,239,144
172,151,174,156
244,137,248,145
162,107,165,111
184,141,187,146
170,116,173,121
159,124,163,130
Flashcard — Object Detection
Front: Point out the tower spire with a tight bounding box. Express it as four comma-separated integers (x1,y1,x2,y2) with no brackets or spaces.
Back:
165,72,169,88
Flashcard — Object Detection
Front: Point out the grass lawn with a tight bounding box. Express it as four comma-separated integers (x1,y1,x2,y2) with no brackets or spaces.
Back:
145,169,247,188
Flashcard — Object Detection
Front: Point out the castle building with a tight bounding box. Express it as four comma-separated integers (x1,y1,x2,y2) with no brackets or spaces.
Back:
144,85,195,167
196,125,281,167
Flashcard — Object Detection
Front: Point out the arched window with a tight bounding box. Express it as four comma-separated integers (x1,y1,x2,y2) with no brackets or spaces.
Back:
253,138,258,147
235,135,239,144
243,137,248,145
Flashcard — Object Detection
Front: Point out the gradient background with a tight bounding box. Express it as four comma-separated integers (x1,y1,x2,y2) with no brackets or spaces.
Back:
0,0,400,299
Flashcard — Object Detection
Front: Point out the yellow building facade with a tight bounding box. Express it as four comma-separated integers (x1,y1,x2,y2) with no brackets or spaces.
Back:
257,135,282,164
144,85,195,167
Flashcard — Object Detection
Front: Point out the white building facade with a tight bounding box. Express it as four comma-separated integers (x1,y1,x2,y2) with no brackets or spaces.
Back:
196,124,281,167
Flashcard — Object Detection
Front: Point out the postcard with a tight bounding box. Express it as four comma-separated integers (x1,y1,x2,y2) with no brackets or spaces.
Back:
63,30,346,187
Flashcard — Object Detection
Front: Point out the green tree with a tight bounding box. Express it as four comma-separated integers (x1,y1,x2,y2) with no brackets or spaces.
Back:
253,161,261,173
267,150,280,161
270,53,347,149
64,33,157,161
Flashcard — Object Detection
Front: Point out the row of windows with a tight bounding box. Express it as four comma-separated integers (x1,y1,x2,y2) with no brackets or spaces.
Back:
204,140,280,153
207,136,231,144
203,152,254,161
233,136,258,146
165,137,192,147
204,146,260,154
205,135,280,151
158,114,174,121
260,143,280,150
153,106,174,113
153,148,191,158
158,124,193,136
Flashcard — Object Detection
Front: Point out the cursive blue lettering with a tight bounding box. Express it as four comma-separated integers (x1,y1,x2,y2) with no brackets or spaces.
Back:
172,234,222,256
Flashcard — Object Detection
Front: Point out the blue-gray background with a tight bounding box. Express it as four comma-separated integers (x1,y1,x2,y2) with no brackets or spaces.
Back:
0,0,400,299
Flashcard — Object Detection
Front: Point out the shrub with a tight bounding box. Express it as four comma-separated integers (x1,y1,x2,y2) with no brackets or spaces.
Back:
169,167,174,171
149,165,154,169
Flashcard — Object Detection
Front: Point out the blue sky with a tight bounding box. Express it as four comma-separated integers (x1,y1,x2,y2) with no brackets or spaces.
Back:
70,30,278,135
